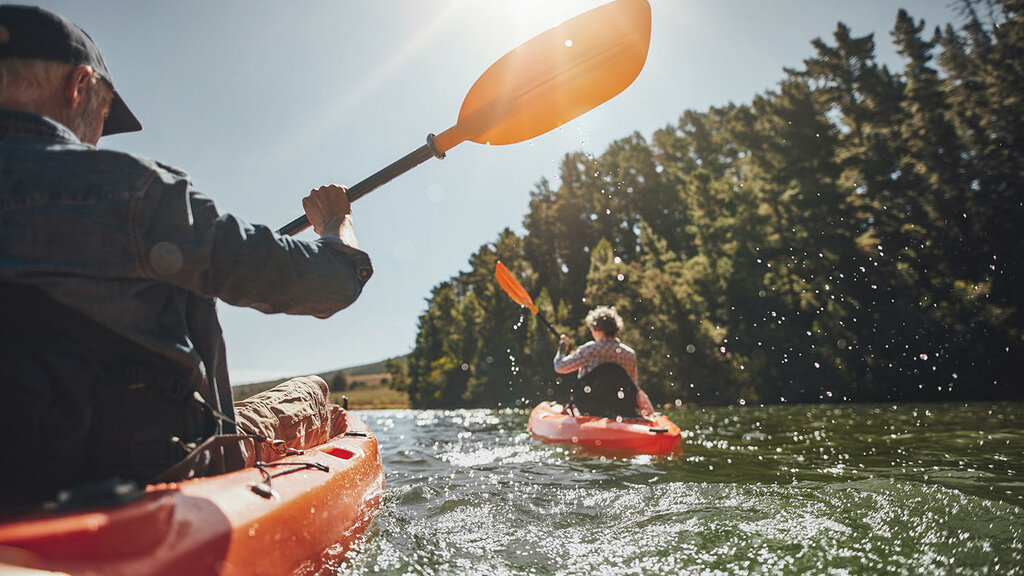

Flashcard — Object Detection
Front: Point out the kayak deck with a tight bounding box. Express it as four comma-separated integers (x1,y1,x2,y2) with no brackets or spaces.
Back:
529,401,682,454
0,413,384,576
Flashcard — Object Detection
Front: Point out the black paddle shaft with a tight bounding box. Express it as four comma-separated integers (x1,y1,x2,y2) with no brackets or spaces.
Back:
277,134,444,236
536,311,559,338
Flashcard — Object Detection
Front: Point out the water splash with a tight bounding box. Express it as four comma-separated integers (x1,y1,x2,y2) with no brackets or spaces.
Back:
337,404,1024,575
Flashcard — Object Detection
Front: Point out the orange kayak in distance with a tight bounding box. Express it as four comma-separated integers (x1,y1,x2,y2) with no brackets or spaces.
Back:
528,401,683,455
0,413,384,576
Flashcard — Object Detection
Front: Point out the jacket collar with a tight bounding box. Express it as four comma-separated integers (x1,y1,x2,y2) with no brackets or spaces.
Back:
0,108,83,144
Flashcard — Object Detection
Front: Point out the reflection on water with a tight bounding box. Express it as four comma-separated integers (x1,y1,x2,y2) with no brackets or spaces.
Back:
338,403,1024,575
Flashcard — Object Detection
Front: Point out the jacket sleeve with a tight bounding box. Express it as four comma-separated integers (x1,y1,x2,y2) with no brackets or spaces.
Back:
553,342,591,374
136,167,372,318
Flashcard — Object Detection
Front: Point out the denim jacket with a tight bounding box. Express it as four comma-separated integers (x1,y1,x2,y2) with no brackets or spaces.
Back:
0,109,373,431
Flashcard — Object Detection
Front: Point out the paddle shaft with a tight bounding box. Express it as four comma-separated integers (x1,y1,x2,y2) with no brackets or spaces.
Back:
277,134,444,236
534,310,560,338
278,0,650,236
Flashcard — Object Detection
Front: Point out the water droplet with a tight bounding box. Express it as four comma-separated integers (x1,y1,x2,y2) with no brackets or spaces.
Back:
150,241,183,275
426,183,445,202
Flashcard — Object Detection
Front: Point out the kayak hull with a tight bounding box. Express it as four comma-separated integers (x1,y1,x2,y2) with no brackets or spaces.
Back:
0,413,384,576
528,401,682,454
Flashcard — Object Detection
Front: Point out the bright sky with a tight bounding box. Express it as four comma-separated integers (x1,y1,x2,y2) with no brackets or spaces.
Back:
29,0,962,383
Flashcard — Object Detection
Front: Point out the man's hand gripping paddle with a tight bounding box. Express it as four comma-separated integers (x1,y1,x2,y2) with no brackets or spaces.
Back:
278,0,652,235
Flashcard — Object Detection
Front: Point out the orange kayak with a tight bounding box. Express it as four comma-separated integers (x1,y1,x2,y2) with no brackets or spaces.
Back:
529,401,682,454
0,413,384,576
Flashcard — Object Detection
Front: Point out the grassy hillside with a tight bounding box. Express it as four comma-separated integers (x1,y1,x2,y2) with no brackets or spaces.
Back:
232,355,409,409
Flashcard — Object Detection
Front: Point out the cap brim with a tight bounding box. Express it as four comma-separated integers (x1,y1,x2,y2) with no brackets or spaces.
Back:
101,89,142,136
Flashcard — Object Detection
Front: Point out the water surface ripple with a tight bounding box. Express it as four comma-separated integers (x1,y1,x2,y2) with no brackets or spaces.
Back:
338,403,1023,575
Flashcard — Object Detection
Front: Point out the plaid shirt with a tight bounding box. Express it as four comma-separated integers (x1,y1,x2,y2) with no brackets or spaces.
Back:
553,337,638,384
553,337,653,416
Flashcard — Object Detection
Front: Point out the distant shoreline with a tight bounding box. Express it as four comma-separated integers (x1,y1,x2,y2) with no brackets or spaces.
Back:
233,370,410,410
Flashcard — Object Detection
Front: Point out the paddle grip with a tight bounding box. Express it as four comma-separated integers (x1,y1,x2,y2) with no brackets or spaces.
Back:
277,134,445,236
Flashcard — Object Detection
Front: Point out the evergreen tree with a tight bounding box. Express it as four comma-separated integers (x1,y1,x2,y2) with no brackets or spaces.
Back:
400,1,1023,408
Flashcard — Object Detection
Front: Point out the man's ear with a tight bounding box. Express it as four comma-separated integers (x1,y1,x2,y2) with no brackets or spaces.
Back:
64,65,94,110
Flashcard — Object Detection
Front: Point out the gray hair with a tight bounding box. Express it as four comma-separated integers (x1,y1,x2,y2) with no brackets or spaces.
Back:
585,306,623,337
0,57,110,143
0,58,70,103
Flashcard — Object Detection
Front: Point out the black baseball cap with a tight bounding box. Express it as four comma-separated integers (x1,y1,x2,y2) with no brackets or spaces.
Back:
0,4,141,135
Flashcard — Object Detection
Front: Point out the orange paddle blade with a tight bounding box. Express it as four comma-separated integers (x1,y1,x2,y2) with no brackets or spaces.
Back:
495,261,539,314
433,0,651,153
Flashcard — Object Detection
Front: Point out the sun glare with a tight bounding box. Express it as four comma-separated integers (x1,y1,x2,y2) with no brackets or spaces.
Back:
473,0,607,47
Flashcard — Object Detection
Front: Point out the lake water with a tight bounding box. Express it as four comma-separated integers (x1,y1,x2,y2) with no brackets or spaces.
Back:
338,403,1023,575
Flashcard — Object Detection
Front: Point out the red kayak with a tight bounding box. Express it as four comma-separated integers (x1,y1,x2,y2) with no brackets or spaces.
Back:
0,413,384,576
529,401,682,454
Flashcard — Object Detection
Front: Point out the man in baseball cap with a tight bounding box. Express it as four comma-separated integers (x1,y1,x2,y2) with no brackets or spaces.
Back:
0,4,374,508
0,4,140,136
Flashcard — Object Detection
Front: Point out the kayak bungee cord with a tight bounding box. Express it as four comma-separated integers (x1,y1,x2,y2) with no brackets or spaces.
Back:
250,461,330,499
189,390,303,458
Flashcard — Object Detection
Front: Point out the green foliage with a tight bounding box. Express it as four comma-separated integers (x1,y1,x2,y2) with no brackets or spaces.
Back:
329,371,349,392
404,1,1023,407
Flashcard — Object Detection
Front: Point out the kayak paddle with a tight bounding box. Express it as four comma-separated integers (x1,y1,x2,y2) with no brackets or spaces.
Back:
279,0,651,235
495,260,559,338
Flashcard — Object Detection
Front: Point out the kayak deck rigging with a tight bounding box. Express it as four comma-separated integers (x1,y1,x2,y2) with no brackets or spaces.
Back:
0,413,385,576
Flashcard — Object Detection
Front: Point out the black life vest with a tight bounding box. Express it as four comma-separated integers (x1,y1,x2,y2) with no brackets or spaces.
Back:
570,362,640,419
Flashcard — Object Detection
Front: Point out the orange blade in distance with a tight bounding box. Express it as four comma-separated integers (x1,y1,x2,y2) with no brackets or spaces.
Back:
495,261,539,314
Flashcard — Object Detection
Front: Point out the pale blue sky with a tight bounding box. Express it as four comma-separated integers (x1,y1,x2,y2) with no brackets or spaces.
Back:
28,1,963,383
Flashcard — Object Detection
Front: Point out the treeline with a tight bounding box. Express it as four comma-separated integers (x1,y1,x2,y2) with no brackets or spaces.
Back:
388,1,1023,408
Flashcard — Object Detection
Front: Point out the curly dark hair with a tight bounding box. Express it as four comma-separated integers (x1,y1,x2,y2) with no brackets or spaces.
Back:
585,306,623,337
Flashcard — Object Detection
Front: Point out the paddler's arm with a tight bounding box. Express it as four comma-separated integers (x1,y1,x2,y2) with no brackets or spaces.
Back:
553,334,587,374
139,176,372,318
636,388,655,417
